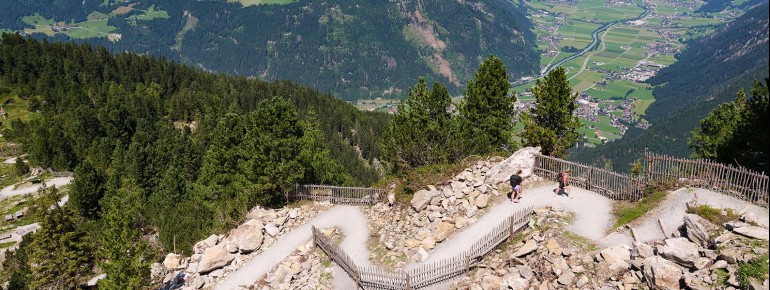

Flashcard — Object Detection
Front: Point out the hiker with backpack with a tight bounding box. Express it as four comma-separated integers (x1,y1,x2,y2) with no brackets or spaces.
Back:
509,169,524,203
554,169,571,197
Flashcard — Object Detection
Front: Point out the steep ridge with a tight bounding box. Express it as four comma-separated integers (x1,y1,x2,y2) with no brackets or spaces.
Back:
1,0,539,100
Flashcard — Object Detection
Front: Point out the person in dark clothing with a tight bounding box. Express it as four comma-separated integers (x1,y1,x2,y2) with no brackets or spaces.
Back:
510,169,524,203
554,169,571,197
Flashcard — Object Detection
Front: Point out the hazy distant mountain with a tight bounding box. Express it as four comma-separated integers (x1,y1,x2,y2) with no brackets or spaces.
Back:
569,1,770,172
1,0,539,100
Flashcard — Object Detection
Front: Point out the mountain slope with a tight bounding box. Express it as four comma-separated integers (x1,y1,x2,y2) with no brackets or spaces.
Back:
569,2,770,172
1,0,539,100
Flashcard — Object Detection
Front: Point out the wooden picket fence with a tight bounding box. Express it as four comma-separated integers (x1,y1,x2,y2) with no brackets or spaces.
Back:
312,206,533,289
534,154,643,200
644,151,769,207
290,184,386,205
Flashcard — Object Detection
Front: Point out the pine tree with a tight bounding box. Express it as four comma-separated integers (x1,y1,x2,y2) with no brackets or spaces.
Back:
239,97,305,206
97,181,153,290
28,203,94,289
459,55,516,154
70,160,106,219
689,89,746,160
382,77,456,169
299,110,353,185
521,67,580,157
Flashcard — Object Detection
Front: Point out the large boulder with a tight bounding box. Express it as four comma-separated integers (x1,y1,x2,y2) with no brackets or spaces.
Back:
411,189,438,212
683,214,720,248
658,238,700,267
434,222,455,242
228,219,264,253
475,194,490,208
197,245,235,274
643,256,683,290
485,147,541,184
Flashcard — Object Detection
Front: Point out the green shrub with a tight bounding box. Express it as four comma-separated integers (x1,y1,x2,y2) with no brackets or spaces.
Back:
686,204,740,225
738,254,769,289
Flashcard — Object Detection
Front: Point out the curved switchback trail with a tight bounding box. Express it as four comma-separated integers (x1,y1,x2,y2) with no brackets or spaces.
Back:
215,185,617,289
214,183,769,289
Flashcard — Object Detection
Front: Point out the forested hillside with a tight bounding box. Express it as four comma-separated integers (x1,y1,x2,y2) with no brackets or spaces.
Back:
0,33,390,263
569,2,770,172
0,0,540,100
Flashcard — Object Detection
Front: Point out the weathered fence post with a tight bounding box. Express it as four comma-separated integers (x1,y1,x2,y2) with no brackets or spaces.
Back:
355,269,360,289
406,272,412,290
465,254,470,276
311,226,316,248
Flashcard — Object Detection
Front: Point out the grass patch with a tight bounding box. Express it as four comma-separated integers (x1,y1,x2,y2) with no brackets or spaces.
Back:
738,254,768,288
713,268,729,286
612,190,667,228
686,204,740,226
0,241,16,248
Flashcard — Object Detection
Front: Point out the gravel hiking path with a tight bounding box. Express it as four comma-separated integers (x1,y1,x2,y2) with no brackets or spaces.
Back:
0,177,73,200
599,187,769,247
214,206,371,290
216,184,616,289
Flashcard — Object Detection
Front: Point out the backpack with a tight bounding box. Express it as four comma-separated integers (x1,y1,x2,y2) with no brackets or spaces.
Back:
556,172,564,183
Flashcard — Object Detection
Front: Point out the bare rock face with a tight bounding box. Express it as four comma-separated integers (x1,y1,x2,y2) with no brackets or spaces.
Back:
642,256,683,290
197,245,235,274
683,214,720,248
658,238,700,268
411,189,438,212
485,147,541,184
726,221,769,241
228,219,264,253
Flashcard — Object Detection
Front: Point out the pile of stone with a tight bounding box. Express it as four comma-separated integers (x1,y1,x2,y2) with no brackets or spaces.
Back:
245,227,342,290
151,202,331,289
452,207,770,290
367,147,541,265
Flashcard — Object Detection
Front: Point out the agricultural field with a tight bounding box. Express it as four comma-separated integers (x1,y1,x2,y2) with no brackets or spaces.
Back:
520,0,740,145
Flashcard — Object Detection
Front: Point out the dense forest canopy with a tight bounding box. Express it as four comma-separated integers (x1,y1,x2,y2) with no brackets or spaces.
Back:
0,33,389,258
0,0,540,100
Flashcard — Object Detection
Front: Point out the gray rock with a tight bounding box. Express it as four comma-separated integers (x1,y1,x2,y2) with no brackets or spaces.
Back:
434,221,455,242
288,208,299,219
684,214,720,248
228,219,264,253
411,189,438,212
475,194,490,208
466,206,478,218
658,238,700,267
557,271,575,285
513,239,537,257
694,257,712,270
732,225,769,241
163,253,183,270
576,275,589,288
517,265,534,279
451,182,467,198
150,263,165,280
600,245,631,264
642,256,683,290
197,245,234,274
264,223,280,237
710,260,728,270
485,147,541,184
634,242,654,259
741,212,761,226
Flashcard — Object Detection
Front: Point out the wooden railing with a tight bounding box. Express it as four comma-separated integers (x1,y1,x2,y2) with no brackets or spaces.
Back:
290,184,386,205
311,206,533,289
644,151,768,207
534,154,643,200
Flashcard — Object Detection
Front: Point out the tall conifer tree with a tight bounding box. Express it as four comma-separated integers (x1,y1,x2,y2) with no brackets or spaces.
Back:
521,67,580,157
